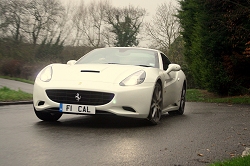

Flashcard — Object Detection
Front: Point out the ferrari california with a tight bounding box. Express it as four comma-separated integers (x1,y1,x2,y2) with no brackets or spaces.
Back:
33,47,186,124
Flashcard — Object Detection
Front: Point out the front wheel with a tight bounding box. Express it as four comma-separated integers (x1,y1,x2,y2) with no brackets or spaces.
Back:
148,82,162,125
34,107,62,121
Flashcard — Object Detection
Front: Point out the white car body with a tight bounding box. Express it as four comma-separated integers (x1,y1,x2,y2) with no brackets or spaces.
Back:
33,47,186,124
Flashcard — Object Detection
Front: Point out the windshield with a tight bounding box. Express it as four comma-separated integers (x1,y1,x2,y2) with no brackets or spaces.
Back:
76,47,159,68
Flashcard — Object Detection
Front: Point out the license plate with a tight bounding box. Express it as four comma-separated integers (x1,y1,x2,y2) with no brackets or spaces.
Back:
59,103,95,114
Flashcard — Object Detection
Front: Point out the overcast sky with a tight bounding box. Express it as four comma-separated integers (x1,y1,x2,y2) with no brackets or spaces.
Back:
112,0,178,15
62,0,178,20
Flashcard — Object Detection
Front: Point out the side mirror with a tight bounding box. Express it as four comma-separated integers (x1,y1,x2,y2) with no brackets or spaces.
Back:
166,64,181,74
67,60,77,65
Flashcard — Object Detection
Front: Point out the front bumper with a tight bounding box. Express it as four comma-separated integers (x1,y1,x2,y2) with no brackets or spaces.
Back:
33,80,154,119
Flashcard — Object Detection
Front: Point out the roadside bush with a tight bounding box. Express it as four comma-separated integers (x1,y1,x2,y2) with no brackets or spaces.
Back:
0,39,94,80
1,59,22,77
20,64,37,80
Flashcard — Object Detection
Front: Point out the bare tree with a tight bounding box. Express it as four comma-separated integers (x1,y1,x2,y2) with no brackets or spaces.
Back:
145,2,180,51
0,0,9,37
105,5,146,47
71,0,110,47
86,0,108,47
0,0,27,42
9,0,28,42
23,0,64,45
0,0,67,45
71,0,86,46
44,1,73,45
102,26,115,46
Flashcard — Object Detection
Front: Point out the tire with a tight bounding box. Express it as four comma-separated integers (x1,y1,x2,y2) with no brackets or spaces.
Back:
34,107,62,121
148,82,162,125
169,84,186,115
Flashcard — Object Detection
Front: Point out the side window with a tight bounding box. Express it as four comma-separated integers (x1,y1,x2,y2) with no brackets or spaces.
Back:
160,53,171,70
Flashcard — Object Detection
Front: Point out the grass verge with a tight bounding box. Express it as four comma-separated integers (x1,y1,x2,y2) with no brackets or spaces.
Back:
0,75,34,84
0,87,32,102
186,89,250,104
209,155,250,166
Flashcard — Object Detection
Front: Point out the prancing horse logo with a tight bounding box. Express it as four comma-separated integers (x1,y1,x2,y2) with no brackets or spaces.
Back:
75,93,81,102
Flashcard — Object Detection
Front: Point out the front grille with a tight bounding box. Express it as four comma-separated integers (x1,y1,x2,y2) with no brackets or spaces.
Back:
46,90,114,106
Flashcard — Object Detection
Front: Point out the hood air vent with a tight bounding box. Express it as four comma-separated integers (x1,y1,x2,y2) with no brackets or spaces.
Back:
81,70,100,73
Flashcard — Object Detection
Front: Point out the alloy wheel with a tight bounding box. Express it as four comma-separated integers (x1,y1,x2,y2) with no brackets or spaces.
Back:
148,83,162,125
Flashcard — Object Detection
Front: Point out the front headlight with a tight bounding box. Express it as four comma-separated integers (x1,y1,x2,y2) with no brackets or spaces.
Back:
40,66,53,82
119,70,146,86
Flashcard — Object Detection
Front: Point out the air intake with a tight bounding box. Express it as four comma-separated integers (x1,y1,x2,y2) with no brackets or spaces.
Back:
46,89,114,106
122,106,136,112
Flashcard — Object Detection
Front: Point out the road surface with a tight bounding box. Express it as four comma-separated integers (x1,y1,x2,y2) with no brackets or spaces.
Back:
0,78,33,94
0,102,249,166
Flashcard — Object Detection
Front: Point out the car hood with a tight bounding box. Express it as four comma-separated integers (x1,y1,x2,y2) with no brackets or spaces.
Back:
51,64,147,84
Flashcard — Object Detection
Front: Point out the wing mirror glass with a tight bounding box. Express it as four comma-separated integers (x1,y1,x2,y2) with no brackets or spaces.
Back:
166,64,181,74
67,60,77,65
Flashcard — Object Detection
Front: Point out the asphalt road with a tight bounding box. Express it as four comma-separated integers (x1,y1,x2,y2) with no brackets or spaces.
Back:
0,78,33,94
0,103,249,166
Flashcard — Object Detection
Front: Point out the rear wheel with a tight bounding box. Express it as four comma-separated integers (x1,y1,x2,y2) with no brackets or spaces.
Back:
178,86,186,115
169,85,186,115
148,82,162,125
34,107,62,121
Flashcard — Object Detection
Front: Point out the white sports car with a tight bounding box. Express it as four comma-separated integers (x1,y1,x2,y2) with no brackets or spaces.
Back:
33,47,186,124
